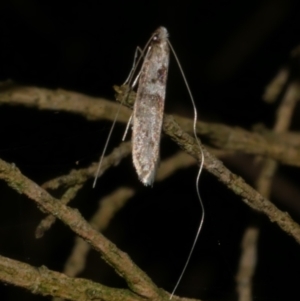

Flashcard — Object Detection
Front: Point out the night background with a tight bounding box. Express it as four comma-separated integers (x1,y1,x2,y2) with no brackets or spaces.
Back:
0,0,300,300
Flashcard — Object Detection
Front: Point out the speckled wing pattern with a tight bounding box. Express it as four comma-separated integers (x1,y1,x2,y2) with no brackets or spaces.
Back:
132,27,169,186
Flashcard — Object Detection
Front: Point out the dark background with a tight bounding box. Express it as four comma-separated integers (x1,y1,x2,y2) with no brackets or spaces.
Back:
0,0,300,300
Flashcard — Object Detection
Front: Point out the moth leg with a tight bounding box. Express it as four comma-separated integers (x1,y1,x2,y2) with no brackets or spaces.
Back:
123,46,143,85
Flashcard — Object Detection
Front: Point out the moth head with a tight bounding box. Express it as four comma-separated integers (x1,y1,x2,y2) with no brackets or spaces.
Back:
152,26,168,43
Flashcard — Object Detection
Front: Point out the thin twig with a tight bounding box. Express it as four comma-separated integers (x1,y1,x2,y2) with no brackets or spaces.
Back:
35,142,131,238
1,84,300,243
1,84,300,167
0,81,299,299
162,115,300,243
116,85,300,168
236,75,300,301
0,83,131,122
42,141,131,190
236,227,259,301
62,151,196,280
0,254,145,301
63,187,135,279
35,184,83,238
0,158,162,299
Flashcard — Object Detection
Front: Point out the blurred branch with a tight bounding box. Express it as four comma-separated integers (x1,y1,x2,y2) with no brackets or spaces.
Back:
1,83,300,167
42,141,131,190
0,83,300,243
0,82,131,123
0,158,163,299
257,81,300,196
161,115,300,243
36,141,131,238
36,146,199,240
63,187,135,279
62,151,197,280
0,79,300,300
236,227,259,301
0,151,205,301
114,85,300,243
0,151,204,300
236,61,300,301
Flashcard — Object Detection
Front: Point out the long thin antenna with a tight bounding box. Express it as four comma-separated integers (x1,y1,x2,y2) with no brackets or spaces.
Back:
168,41,205,299
92,103,123,188
92,37,154,187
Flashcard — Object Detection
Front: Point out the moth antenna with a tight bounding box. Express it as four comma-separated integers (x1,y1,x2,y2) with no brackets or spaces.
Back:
122,114,133,141
93,34,156,188
93,56,137,188
167,40,205,299
92,103,123,188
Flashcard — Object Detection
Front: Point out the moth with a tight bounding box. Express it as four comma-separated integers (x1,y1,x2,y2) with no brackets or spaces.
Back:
94,26,204,299
131,26,169,186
